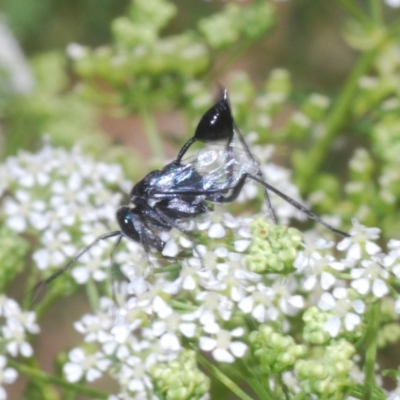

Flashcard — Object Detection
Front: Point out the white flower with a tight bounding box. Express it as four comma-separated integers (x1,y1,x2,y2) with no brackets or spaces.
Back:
8,310,40,335
74,304,113,343
199,326,247,363
0,355,18,400
272,279,304,316
238,283,278,322
32,230,76,270
337,219,381,260
318,288,365,337
196,209,238,239
3,191,46,232
0,296,19,318
196,291,233,322
295,238,336,291
350,255,390,298
64,348,110,383
2,319,34,357
72,244,109,284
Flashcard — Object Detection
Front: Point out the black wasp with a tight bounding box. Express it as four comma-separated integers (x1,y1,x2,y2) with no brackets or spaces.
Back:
41,89,349,287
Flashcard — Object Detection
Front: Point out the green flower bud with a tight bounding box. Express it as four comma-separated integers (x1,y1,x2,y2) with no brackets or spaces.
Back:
266,69,291,96
150,350,210,400
251,325,305,374
287,111,312,140
302,307,330,345
199,10,239,49
247,218,302,274
302,93,330,121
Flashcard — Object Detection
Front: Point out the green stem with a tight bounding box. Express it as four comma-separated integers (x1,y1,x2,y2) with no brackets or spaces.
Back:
34,289,64,320
363,300,380,400
8,359,109,399
300,22,400,191
196,354,254,400
369,0,383,25
86,279,100,310
237,358,274,399
337,0,372,25
139,108,164,161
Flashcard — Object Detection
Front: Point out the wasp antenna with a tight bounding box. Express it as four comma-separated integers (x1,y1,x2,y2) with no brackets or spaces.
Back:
32,230,121,303
110,234,123,305
248,174,349,237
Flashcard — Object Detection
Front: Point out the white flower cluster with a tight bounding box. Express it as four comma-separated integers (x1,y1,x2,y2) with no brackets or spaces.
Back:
0,295,40,399
3,143,400,398
1,143,125,285
0,295,39,358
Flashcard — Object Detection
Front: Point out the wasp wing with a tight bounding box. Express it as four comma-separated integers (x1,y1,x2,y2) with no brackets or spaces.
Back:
147,148,259,196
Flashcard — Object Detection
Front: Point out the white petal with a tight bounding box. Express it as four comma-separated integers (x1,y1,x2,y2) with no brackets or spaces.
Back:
86,368,101,382
351,267,365,279
0,386,7,400
6,216,26,232
351,278,370,295
392,264,400,278
288,295,304,309
160,332,180,351
162,240,179,258
253,304,266,322
208,223,226,239
215,247,229,258
395,298,400,314
72,267,89,284
303,275,316,291
337,238,351,251
32,249,50,270
329,261,346,271
213,348,234,363
6,342,18,357
347,243,361,260
111,325,130,343
372,279,388,298
344,313,361,331
386,0,400,8
182,275,196,291
351,299,365,314
238,296,253,313
234,240,251,252
70,348,86,362
321,272,335,290
20,342,33,357
231,327,244,337
365,241,381,255
3,367,17,384
179,322,196,338
230,341,248,358
64,363,83,382
199,336,216,351
324,316,341,337
332,287,347,299
318,292,335,311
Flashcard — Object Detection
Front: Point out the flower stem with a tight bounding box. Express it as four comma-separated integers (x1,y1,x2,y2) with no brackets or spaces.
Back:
337,0,371,25
368,0,383,25
298,20,400,192
139,107,164,161
363,300,380,400
8,359,109,399
298,47,377,191
196,353,255,400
